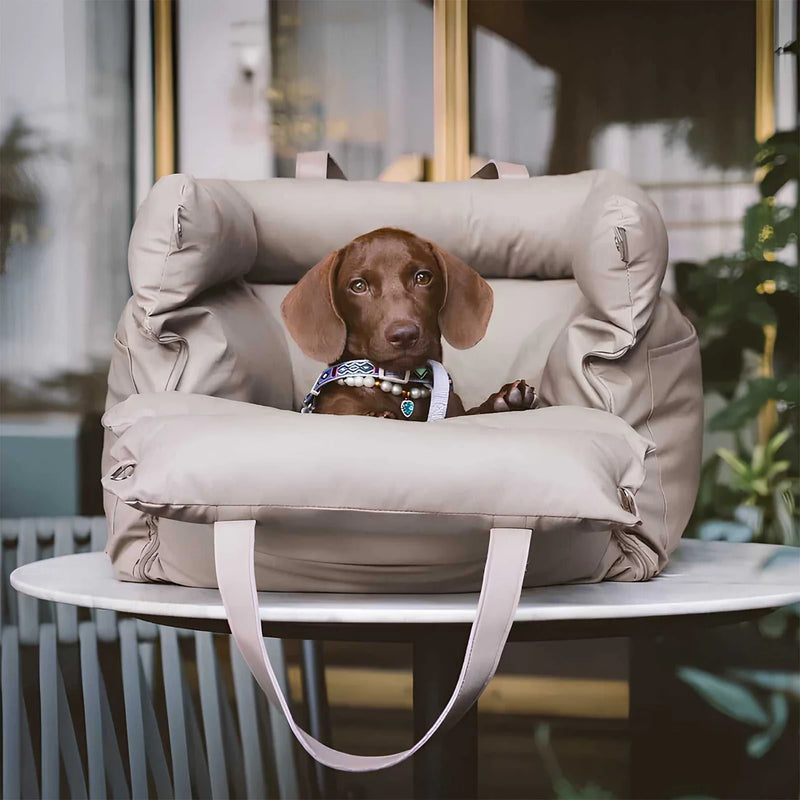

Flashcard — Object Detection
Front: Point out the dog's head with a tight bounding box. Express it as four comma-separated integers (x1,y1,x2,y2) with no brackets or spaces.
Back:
281,227,493,369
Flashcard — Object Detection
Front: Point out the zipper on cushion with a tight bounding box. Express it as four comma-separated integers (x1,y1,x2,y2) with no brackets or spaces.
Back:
135,515,161,580
611,528,657,580
614,226,629,263
173,206,183,250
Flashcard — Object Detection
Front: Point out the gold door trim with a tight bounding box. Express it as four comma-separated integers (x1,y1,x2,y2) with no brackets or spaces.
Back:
755,0,775,144
433,0,470,181
154,0,176,179
754,0,777,445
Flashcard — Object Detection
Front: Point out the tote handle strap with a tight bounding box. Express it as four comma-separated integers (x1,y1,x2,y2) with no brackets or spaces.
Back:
295,151,348,180
471,159,529,180
214,520,531,773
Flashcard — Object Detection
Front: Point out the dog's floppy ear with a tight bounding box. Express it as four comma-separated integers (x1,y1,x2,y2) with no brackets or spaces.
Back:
430,244,493,349
281,250,346,363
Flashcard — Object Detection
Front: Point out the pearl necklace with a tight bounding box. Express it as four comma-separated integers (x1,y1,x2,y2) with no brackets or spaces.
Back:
301,359,446,417
336,374,432,400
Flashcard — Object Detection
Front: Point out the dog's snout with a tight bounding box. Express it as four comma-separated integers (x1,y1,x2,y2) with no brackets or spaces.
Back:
386,321,420,349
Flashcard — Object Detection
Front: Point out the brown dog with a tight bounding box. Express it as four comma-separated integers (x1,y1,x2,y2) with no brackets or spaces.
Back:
281,228,536,419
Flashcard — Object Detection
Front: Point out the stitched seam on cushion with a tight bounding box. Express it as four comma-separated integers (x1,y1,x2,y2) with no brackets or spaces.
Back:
647,328,698,359
252,549,486,568
133,504,635,523
646,347,672,552
143,516,161,575
621,228,636,347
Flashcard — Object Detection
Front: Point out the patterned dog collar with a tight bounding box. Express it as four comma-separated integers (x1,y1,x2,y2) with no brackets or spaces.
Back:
301,359,445,416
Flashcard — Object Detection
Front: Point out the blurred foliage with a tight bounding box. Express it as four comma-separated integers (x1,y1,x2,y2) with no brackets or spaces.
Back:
534,723,714,800
675,123,800,546
0,370,109,414
677,598,800,761
0,115,46,273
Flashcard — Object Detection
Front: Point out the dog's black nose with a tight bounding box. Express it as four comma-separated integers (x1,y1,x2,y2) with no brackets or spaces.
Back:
386,321,420,349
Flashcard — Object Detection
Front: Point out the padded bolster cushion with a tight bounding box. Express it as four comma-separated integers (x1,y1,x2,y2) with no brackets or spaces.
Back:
573,171,668,346
231,172,593,283
129,174,257,319
103,393,650,530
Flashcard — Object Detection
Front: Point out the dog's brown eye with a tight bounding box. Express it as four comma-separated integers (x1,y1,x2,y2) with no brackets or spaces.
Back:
414,270,432,286
349,278,368,294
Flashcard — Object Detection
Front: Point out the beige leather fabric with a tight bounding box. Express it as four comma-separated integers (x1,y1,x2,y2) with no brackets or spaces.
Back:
103,168,702,587
541,294,702,579
129,174,258,322
103,394,648,591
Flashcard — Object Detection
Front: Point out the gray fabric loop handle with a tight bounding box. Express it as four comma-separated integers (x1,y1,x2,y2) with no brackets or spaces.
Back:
471,160,529,180
214,520,532,773
295,151,348,180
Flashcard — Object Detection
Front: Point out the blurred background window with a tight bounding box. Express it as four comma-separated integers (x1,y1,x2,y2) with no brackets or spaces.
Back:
471,0,757,263
0,0,133,516
177,0,434,181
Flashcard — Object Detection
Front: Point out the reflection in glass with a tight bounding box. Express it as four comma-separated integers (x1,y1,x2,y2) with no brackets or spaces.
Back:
269,0,434,179
0,0,133,413
470,0,757,261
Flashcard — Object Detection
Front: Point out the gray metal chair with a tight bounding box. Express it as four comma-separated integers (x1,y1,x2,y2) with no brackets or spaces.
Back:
1,517,301,799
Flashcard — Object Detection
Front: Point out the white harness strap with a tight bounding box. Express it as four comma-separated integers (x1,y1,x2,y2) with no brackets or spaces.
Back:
214,520,531,773
426,359,451,421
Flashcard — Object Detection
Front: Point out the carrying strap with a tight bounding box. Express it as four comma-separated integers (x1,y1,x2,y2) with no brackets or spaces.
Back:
471,160,529,180
295,151,348,180
214,520,531,773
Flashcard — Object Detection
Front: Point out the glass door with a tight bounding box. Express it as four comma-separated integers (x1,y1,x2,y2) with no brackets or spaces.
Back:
469,0,758,262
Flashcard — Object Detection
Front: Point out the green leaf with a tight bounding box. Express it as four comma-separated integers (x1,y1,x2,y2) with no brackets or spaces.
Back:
757,130,799,197
677,667,770,727
751,443,767,473
709,377,800,431
716,448,749,475
744,298,777,328
760,163,795,197
746,694,789,758
766,460,791,479
730,670,800,699
757,608,791,638
766,429,791,457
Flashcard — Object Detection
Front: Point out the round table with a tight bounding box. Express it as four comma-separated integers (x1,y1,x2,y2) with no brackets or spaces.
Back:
11,539,800,799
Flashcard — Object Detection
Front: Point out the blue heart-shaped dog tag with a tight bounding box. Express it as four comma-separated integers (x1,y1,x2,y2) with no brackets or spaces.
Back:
400,399,415,418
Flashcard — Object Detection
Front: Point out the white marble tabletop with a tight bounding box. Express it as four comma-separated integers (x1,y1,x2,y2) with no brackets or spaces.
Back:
10,539,799,626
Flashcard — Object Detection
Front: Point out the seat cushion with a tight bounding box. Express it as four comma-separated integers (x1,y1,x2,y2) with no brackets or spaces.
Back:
104,392,647,526
102,393,650,591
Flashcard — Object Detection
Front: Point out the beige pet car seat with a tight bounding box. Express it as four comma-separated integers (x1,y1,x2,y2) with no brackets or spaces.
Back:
101,157,703,771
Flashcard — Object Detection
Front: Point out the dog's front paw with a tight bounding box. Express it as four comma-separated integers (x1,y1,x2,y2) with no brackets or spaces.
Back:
490,379,538,412
363,410,398,419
